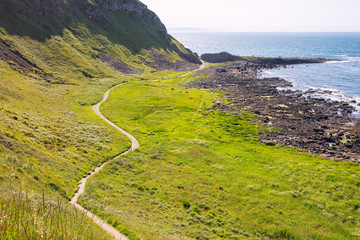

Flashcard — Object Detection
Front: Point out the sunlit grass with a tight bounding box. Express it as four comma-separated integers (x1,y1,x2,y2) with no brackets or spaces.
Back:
81,75,360,239
0,3,199,238
0,187,112,240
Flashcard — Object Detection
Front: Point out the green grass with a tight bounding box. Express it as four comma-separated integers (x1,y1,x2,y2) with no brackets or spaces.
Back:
0,186,112,239
80,75,360,240
0,44,130,238
0,60,130,198
0,1,199,238
0,0,193,199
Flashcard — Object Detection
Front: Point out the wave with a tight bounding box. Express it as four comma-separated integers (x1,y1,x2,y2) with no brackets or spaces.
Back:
259,59,360,117
326,56,360,64
274,84,360,117
264,73,360,116
292,87,360,116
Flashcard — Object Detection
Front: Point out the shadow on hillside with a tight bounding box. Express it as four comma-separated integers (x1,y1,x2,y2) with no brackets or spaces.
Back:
0,4,169,55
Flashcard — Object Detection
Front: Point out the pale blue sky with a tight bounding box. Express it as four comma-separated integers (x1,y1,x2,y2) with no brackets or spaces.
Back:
141,0,360,32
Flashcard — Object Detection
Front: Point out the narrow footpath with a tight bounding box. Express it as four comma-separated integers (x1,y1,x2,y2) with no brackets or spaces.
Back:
70,61,207,240
70,84,139,240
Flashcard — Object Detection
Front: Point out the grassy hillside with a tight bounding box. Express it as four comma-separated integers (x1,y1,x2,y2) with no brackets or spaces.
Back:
0,0,199,80
0,0,199,238
0,45,130,239
80,73,360,239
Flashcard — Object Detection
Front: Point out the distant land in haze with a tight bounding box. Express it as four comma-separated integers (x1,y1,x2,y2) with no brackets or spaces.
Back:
142,0,360,32
168,28,211,33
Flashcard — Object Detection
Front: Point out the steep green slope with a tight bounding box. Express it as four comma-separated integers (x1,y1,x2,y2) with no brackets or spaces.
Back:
0,0,199,81
0,0,200,238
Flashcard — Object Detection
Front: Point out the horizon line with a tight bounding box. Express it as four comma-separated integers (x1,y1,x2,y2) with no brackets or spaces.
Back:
168,28,360,33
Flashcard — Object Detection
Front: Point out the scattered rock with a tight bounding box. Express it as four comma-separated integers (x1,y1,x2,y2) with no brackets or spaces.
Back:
190,61,360,163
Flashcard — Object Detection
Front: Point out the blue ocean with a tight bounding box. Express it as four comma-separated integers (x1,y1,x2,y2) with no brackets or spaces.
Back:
170,32,360,115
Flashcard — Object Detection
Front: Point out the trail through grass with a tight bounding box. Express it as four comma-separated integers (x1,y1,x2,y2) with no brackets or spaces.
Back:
80,74,360,240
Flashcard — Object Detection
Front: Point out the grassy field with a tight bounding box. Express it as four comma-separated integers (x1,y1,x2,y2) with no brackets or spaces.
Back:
80,73,360,240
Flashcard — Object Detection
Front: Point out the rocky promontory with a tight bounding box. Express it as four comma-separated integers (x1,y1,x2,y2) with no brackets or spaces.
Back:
201,52,330,64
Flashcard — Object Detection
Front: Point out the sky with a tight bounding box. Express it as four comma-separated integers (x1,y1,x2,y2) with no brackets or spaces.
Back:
140,0,360,32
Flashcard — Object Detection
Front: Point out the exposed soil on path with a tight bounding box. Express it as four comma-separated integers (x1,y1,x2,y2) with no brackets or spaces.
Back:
70,84,139,240
69,62,206,239
68,59,359,239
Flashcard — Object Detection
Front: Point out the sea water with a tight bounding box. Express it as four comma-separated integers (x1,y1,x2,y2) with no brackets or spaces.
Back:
170,32,360,115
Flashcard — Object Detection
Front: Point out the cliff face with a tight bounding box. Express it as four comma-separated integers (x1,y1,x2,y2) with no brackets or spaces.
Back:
0,0,200,72
3,0,163,22
86,0,167,30
1,0,169,41
80,0,170,42
1,0,69,18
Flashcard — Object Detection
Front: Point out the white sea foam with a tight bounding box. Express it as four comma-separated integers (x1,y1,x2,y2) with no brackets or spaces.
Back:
324,55,360,64
325,60,351,64
301,87,360,116
345,56,360,61
262,59,360,118
272,81,360,117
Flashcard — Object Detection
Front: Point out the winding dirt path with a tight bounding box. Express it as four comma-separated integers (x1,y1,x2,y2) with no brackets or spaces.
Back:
70,61,207,240
70,84,138,240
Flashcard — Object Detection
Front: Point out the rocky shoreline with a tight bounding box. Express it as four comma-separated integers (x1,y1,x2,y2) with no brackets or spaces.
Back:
192,60,360,163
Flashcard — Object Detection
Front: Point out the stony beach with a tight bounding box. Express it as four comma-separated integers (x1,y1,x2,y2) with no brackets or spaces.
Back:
192,60,360,162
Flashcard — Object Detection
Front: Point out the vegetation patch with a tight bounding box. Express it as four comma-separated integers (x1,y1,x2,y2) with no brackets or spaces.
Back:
0,187,112,239
79,73,360,239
